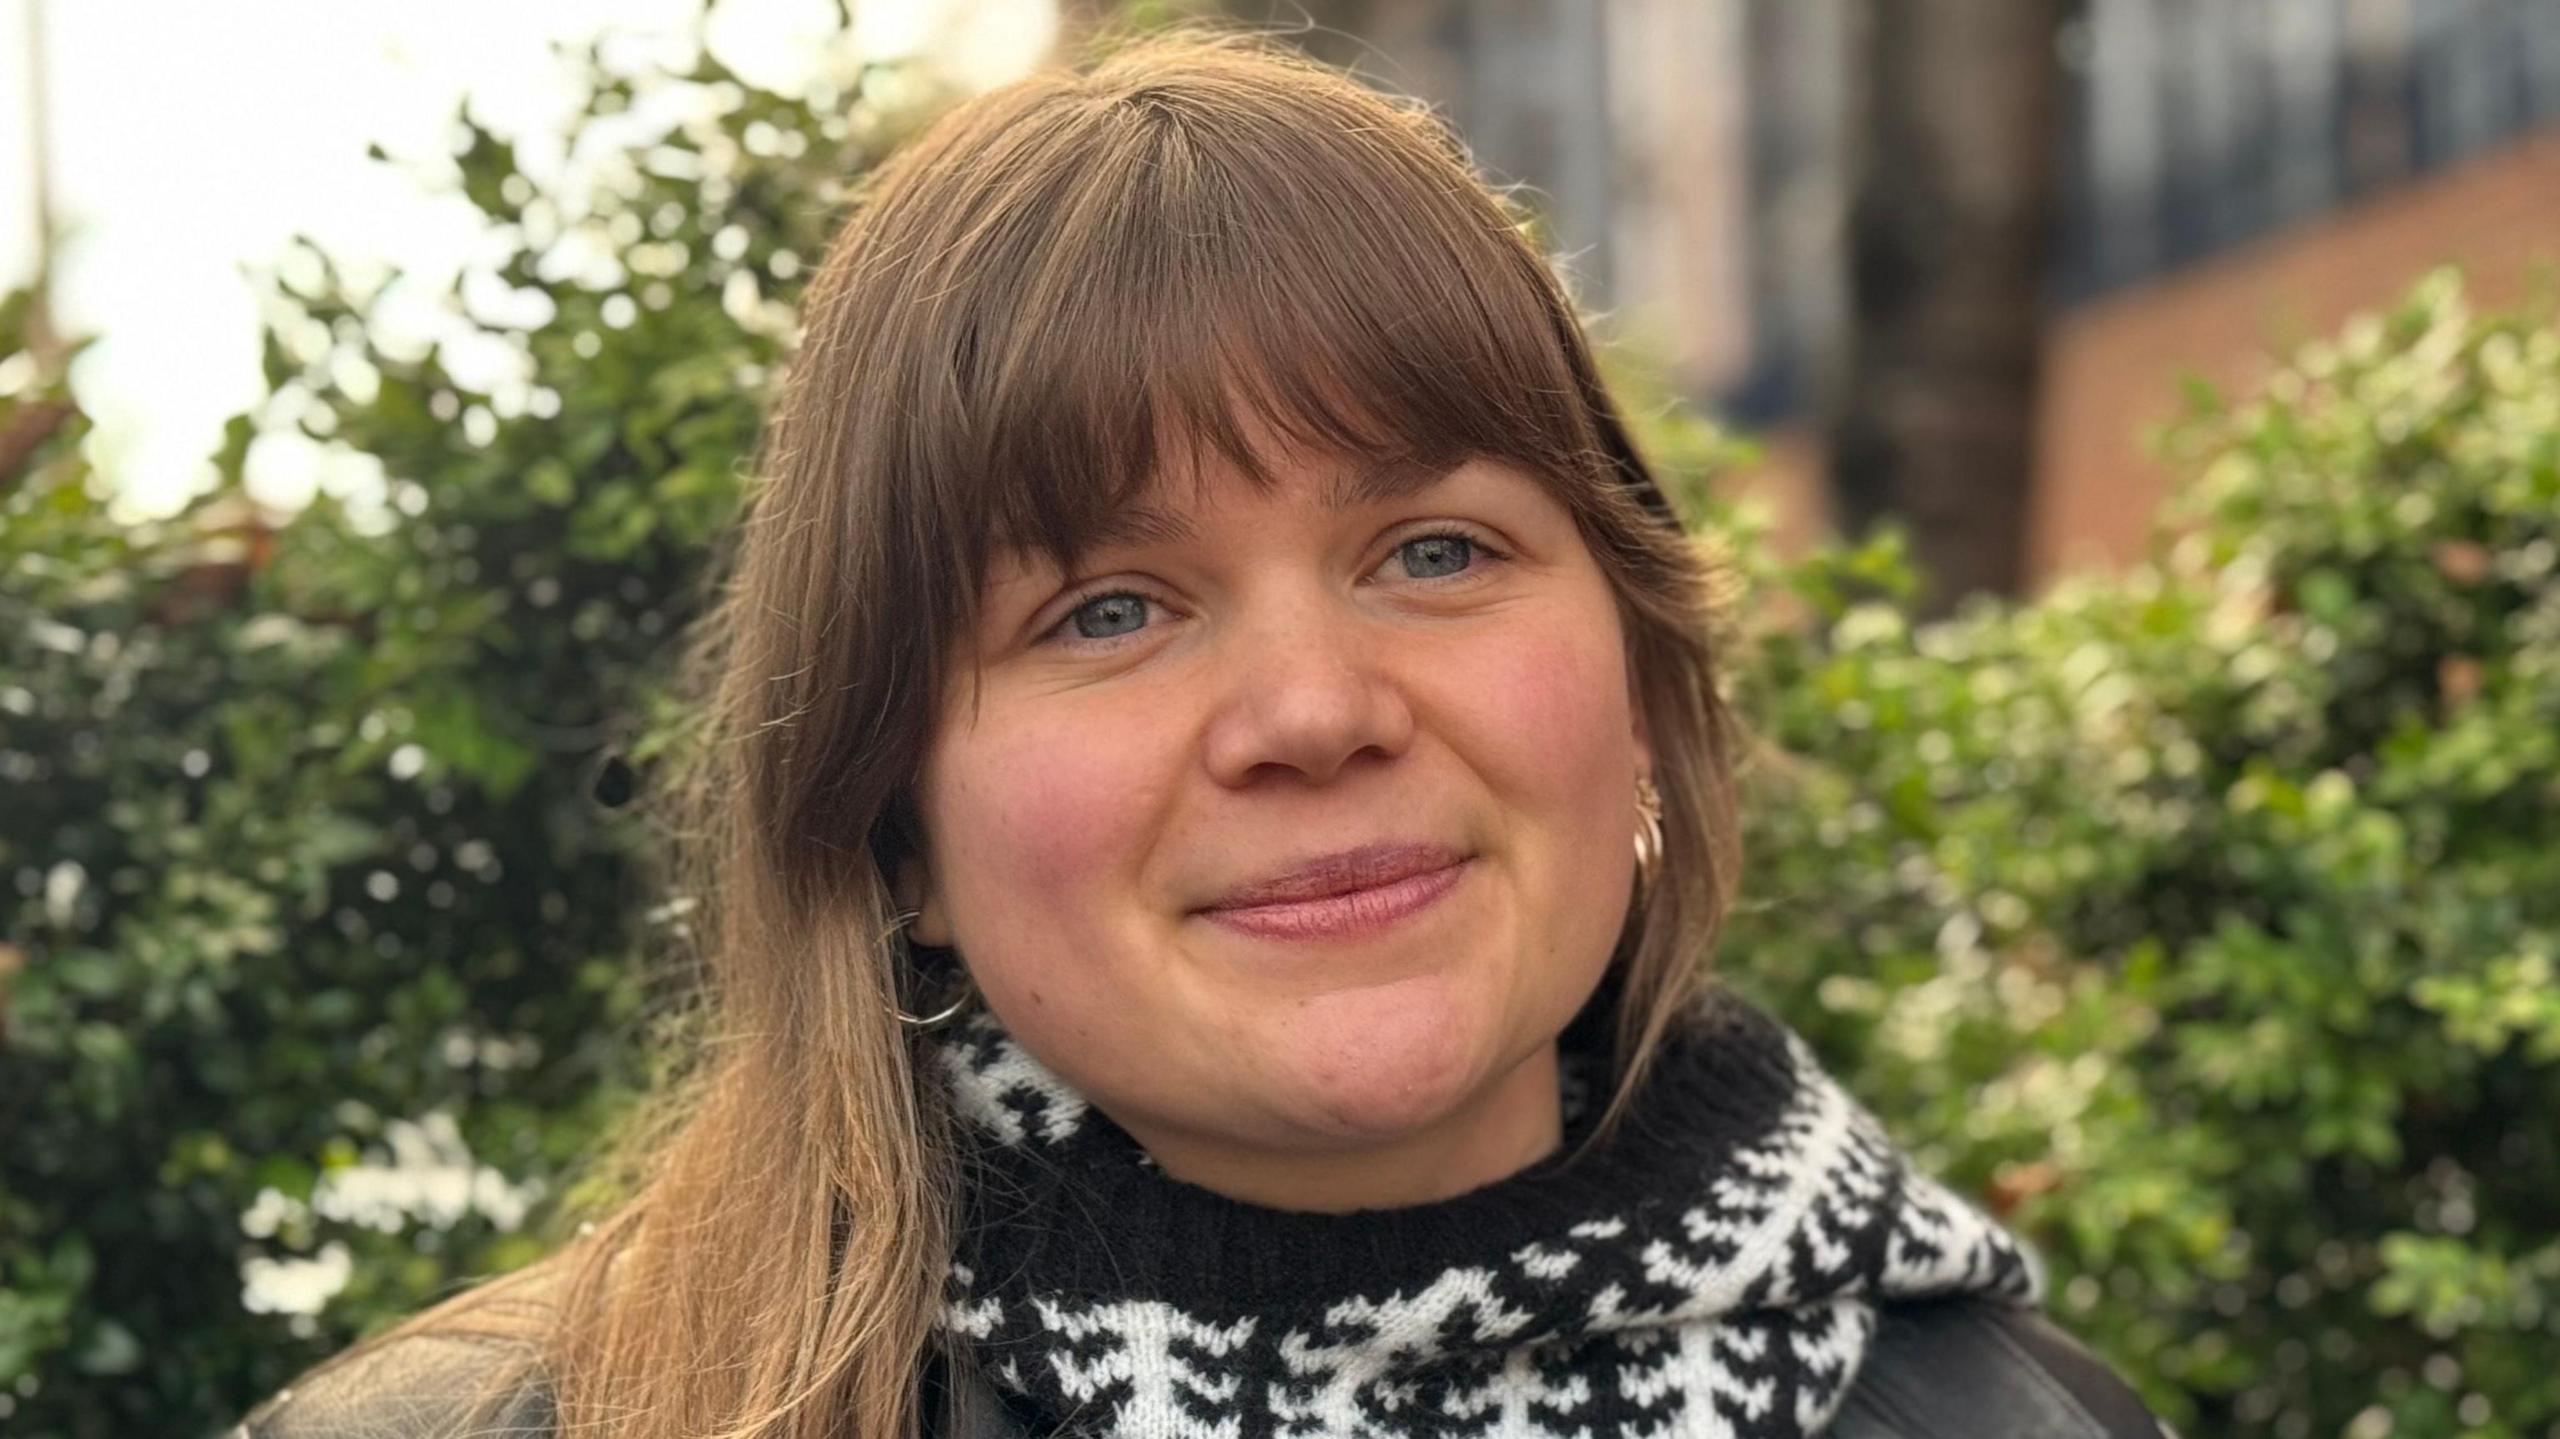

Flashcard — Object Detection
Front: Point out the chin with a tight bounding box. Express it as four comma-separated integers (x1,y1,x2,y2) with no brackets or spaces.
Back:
1261,971,1509,1140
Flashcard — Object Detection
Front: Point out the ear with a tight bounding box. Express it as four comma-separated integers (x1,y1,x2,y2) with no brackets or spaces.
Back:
888,855,956,949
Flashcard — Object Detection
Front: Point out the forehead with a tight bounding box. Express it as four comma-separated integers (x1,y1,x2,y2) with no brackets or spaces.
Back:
1092,451,1471,548
980,447,1495,589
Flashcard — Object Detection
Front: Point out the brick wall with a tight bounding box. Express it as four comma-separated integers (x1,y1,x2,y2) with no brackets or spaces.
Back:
1718,126,2560,596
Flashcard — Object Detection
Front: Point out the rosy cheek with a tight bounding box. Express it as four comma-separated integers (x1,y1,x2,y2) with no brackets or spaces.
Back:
958,716,1158,919
1462,620,1630,796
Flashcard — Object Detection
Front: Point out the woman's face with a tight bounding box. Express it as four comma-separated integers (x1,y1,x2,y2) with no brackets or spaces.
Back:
897,429,1649,1208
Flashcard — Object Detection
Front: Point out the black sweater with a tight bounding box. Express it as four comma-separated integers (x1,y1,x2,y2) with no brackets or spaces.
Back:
924,983,2052,1439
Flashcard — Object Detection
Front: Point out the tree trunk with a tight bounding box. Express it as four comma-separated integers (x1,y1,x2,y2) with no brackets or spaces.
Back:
1829,0,2061,614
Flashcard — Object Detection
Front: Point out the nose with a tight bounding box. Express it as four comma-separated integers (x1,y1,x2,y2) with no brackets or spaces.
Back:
1198,589,1417,789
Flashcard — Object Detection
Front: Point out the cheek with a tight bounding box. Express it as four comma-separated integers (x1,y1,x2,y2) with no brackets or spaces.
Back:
1453,611,1636,820
1442,596,1642,987
926,708,1171,969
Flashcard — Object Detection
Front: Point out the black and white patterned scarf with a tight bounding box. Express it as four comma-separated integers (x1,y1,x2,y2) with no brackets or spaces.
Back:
924,983,2043,1439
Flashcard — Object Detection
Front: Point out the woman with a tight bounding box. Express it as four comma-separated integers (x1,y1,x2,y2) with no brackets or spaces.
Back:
236,25,2171,1439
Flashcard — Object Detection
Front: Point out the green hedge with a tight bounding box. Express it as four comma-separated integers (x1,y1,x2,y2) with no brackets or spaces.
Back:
0,35,865,1436
3,21,2555,1438
1718,267,2560,1436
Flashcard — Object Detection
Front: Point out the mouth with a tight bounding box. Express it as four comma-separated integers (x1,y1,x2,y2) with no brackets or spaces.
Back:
1196,843,1472,942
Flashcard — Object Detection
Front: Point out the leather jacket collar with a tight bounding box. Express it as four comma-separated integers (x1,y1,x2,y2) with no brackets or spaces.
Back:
238,1294,2173,1439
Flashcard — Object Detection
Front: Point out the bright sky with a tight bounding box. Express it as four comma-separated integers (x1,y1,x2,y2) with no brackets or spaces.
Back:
0,0,1058,522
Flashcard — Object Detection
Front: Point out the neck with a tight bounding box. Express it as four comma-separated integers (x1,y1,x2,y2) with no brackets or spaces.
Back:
1111,1040,1566,1213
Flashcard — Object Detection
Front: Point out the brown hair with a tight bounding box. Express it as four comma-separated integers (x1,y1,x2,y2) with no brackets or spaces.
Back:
312,21,1741,1439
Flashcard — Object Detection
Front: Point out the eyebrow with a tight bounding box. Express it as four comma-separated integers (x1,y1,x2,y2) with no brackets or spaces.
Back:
1083,453,1465,550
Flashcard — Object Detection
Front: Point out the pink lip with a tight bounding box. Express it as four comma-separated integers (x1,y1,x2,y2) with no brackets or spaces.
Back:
1198,843,1472,942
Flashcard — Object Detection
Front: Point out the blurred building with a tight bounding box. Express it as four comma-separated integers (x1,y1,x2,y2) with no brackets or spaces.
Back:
1250,0,2560,585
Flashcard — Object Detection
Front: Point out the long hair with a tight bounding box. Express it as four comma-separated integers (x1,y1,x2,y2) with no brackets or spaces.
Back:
311,22,1743,1439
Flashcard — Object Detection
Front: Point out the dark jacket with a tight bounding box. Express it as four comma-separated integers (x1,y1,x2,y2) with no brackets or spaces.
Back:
233,1295,2175,1438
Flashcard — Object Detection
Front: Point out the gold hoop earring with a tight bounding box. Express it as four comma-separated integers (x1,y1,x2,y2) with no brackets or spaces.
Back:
1632,774,1665,892
882,908,975,1029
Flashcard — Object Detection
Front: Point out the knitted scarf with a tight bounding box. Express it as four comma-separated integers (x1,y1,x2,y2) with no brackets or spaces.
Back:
924,983,2044,1439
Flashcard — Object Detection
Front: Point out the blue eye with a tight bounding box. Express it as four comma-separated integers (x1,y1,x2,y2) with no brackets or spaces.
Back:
1037,526,1506,651
1397,532,1477,579
1061,591,1153,643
